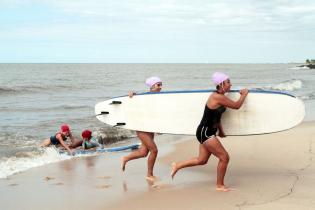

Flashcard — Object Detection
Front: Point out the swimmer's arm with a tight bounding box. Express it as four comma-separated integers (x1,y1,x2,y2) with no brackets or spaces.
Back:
57,134,74,154
69,132,82,147
214,89,248,110
68,132,76,144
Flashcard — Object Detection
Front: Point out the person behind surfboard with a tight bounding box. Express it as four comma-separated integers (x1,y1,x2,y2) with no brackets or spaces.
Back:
40,124,82,155
121,76,162,182
171,72,249,192
81,129,100,150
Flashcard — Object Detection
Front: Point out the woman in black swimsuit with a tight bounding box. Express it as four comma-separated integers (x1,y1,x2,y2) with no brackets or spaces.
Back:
171,72,248,192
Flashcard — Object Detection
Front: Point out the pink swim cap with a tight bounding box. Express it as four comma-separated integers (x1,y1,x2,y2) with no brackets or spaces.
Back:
145,76,162,87
212,72,229,85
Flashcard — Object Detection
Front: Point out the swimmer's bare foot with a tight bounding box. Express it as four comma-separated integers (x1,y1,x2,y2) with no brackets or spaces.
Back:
146,175,159,182
121,157,127,171
170,162,177,179
216,185,235,192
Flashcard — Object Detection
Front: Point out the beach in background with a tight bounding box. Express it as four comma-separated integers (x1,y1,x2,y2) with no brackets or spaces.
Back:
0,63,314,209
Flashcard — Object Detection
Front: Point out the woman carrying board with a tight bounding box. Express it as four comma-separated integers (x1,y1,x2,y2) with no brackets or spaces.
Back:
171,72,248,192
121,76,163,182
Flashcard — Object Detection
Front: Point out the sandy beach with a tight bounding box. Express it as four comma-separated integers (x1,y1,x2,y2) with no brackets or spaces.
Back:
1,122,314,210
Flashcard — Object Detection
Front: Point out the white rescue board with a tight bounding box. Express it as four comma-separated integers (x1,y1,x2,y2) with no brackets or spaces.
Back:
95,90,305,136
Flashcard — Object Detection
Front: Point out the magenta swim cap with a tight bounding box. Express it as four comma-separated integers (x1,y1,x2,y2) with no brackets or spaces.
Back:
145,76,162,87
212,72,229,85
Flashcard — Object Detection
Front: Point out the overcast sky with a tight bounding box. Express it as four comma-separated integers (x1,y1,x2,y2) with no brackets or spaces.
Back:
0,0,314,63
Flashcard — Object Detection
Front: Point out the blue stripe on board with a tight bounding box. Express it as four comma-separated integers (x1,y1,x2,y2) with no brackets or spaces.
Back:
59,143,140,155
111,89,295,99
99,143,140,152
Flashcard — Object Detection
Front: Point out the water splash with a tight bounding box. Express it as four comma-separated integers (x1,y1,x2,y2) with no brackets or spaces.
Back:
0,147,71,179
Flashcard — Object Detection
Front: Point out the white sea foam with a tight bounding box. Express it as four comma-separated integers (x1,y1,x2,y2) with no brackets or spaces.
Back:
270,79,303,91
289,66,310,70
0,147,71,179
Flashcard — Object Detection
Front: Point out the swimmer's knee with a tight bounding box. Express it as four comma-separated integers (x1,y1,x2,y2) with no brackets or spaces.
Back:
150,147,158,155
220,154,230,163
140,150,149,158
197,159,208,165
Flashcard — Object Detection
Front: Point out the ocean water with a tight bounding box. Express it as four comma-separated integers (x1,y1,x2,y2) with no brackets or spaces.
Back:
0,63,314,178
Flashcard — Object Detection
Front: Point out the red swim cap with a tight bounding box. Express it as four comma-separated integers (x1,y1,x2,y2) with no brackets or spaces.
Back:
82,130,92,139
61,124,70,132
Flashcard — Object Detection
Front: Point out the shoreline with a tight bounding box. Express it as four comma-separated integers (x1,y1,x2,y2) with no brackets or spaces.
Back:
0,134,183,210
1,122,315,210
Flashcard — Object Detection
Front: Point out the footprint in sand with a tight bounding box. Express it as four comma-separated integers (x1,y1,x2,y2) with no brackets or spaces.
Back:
97,176,111,180
44,176,55,181
53,182,64,186
151,183,173,189
96,185,111,189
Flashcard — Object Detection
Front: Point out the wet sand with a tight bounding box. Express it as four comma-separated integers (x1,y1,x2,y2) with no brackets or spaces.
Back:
1,122,314,210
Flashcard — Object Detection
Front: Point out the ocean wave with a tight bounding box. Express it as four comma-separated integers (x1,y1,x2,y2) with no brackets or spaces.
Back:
0,133,36,147
0,84,74,95
62,105,92,110
0,86,18,94
269,79,303,91
0,105,92,112
96,126,136,145
0,147,71,179
299,93,315,101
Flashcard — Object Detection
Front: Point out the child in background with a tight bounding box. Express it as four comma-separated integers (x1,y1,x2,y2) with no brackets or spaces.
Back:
41,124,82,155
81,129,100,150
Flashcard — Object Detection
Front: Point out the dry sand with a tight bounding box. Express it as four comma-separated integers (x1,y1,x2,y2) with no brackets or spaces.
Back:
1,122,314,210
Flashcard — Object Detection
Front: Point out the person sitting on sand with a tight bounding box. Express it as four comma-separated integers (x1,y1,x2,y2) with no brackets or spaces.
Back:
81,129,100,150
171,72,248,192
41,124,82,155
121,76,163,181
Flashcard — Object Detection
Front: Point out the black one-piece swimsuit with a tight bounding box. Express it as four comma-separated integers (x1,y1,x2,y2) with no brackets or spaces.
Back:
196,105,226,144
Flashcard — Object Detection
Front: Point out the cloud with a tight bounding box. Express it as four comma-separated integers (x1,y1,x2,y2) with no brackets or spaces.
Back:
2,0,315,32
1,0,314,45
1,0,315,62
41,0,315,32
